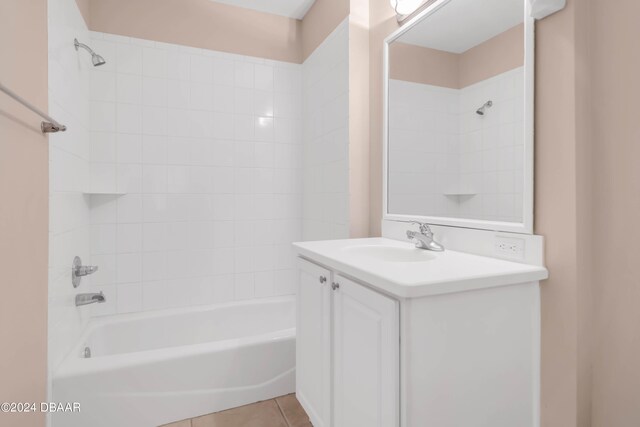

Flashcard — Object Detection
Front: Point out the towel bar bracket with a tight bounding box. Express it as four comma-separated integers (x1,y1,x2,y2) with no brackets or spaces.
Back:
1,81,67,134
41,122,67,133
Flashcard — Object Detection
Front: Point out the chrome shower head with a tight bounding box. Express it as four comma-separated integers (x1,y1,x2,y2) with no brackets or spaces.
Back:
92,53,106,67
476,100,493,116
74,38,106,67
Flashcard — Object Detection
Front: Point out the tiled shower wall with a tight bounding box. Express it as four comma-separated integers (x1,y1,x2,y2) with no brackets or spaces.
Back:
388,82,460,217
302,19,350,241
458,67,524,222
388,66,524,222
48,0,92,374
85,32,303,315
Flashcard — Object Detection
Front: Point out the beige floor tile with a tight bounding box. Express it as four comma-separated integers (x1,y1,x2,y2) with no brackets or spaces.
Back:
160,420,191,427
192,399,288,427
275,394,311,427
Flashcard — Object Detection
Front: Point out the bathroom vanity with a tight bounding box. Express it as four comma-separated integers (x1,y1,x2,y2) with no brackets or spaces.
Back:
294,0,546,425
293,237,547,427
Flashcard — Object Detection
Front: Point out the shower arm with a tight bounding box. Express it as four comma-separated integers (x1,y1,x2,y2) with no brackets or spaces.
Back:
74,38,95,55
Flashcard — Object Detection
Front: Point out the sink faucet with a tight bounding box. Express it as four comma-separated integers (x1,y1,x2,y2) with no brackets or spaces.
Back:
406,222,444,252
75,291,106,307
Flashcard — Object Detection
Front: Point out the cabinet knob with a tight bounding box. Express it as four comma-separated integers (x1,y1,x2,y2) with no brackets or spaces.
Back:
331,282,340,291
319,276,327,284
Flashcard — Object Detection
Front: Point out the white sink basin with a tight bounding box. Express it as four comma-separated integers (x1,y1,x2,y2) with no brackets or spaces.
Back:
293,238,549,298
342,245,437,263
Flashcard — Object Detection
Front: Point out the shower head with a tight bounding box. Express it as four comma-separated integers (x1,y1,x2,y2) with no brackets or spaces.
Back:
476,100,493,116
91,53,106,67
74,38,106,67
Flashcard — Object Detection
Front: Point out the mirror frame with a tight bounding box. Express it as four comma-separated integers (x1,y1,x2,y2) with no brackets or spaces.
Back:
383,0,535,234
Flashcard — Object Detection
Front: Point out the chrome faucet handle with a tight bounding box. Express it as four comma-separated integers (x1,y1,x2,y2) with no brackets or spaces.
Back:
75,265,99,276
407,222,445,252
410,221,432,236
72,256,99,288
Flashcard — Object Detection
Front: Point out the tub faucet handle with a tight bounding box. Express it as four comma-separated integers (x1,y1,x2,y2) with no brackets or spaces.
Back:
72,256,98,288
76,265,98,276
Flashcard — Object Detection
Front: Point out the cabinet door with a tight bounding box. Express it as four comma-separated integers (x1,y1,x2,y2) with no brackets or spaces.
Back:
296,258,332,427
332,275,399,427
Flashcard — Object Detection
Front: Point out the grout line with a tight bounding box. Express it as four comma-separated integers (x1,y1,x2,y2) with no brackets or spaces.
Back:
274,397,292,427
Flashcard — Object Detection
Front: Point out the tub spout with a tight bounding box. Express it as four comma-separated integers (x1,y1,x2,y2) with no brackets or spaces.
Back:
76,291,106,306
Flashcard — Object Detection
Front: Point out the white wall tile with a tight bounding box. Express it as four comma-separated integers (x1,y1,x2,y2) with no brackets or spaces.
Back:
116,43,143,75
142,77,168,107
301,21,349,240
117,73,142,104
142,47,167,79
117,103,142,134
91,101,116,131
388,66,525,222
117,223,142,253
190,55,213,84
90,132,116,163
91,71,116,102
142,251,167,281
49,0,94,375
116,283,143,313
117,134,143,163
213,58,234,86
117,252,142,283
84,31,302,317
234,62,254,88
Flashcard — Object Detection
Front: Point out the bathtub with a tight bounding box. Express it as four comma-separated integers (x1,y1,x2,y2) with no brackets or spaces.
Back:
52,296,296,427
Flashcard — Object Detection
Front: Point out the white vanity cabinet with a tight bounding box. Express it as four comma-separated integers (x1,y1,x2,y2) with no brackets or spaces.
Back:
294,238,548,427
332,274,399,427
296,259,332,427
297,258,399,427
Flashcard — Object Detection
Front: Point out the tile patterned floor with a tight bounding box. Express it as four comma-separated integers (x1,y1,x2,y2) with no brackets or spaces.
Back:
161,394,311,427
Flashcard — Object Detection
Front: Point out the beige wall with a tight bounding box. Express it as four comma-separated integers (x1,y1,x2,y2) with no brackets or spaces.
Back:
86,0,353,64
389,42,459,88
369,0,399,238
370,1,587,426
589,0,640,425
0,0,49,426
302,0,350,60
458,24,524,87
75,0,90,26
389,24,524,89
89,0,303,63
348,0,371,238
534,1,582,425
4,0,637,426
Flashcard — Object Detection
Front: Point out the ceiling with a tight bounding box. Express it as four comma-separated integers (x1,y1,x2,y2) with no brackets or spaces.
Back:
397,0,524,53
210,0,316,19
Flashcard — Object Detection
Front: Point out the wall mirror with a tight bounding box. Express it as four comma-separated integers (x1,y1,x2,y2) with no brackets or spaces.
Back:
384,0,534,234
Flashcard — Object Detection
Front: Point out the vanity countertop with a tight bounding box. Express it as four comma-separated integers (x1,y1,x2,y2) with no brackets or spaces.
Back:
293,238,548,298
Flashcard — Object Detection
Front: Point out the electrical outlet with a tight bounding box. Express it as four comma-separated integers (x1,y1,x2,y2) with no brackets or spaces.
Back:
495,236,525,260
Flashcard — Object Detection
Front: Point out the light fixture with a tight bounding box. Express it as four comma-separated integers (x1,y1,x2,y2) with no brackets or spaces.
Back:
390,0,426,22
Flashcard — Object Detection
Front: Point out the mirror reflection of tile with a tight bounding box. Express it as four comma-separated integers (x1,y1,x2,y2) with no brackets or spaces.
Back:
387,0,527,224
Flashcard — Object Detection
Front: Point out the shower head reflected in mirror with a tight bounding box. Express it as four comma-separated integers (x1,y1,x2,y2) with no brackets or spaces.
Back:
476,100,493,116
74,38,106,66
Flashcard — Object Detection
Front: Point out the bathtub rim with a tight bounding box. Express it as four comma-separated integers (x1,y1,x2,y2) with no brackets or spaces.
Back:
54,295,296,380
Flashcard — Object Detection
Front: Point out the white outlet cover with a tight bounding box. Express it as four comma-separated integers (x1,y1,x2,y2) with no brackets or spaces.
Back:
495,236,525,260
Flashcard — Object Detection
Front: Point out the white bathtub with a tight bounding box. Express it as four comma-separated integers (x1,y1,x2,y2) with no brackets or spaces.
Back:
52,296,296,427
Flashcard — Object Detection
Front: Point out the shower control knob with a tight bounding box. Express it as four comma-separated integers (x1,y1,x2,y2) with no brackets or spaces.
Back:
331,282,340,291
319,276,327,284
72,256,99,288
